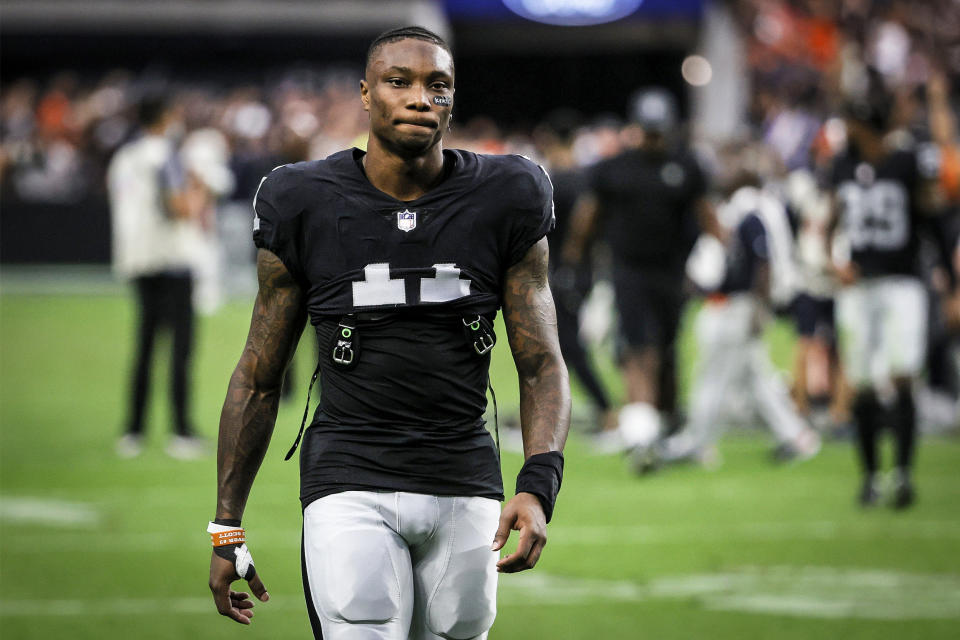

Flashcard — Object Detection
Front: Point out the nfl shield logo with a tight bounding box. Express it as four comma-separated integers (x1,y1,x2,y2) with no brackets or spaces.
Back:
396,209,417,232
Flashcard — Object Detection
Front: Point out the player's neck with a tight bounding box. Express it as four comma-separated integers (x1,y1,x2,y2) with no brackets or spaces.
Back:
362,140,446,202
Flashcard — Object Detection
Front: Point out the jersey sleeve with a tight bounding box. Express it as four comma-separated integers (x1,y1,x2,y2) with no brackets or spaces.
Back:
252,165,306,284
505,158,556,266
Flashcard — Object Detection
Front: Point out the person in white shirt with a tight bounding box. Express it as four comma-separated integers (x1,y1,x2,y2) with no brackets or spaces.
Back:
107,95,209,459
642,172,820,471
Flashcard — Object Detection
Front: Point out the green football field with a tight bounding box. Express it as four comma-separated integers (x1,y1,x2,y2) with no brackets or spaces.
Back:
1,290,959,639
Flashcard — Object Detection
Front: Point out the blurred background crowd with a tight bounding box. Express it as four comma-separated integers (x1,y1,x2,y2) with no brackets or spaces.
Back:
2,0,959,437
3,2,960,636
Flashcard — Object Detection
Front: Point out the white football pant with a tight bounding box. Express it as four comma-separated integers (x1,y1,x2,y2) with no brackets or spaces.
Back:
303,491,500,640
836,276,927,388
664,294,807,460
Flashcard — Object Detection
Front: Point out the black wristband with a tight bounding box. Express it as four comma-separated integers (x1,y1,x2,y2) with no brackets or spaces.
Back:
214,518,241,527
515,451,564,523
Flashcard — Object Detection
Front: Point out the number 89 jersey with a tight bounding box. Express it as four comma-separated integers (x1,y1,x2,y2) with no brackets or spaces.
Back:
252,148,554,507
829,148,923,278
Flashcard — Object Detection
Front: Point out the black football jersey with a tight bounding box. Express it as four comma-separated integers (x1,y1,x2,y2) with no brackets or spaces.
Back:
589,147,707,275
829,148,923,277
546,166,589,257
252,148,554,508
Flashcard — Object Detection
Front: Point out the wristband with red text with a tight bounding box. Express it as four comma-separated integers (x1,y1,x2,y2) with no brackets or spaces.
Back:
207,521,256,580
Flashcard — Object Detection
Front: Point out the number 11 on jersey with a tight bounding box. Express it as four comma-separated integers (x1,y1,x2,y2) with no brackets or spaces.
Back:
352,263,472,307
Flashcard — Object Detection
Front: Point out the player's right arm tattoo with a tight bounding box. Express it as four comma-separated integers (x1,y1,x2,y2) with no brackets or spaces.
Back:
503,237,571,458
215,249,307,521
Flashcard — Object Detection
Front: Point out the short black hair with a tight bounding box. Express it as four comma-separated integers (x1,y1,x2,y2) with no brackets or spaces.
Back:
843,98,891,133
843,66,892,132
365,26,453,73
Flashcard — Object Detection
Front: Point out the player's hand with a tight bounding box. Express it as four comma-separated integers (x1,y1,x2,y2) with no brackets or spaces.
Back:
491,492,547,573
208,551,269,624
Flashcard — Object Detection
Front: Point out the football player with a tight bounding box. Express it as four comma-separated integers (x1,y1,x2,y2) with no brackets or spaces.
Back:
206,26,570,639
828,88,941,508
650,156,821,470
562,88,725,451
540,110,614,433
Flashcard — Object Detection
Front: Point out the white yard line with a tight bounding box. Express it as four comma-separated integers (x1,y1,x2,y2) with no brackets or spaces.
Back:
0,497,100,528
2,568,958,620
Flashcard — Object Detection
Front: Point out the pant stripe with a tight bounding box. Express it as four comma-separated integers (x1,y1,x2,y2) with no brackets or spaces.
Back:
301,527,325,640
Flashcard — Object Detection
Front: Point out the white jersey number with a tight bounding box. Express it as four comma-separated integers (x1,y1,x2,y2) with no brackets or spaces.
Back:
838,180,909,251
352,263,471,307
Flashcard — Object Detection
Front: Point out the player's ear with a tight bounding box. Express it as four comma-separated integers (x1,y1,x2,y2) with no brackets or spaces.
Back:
360,79,370,112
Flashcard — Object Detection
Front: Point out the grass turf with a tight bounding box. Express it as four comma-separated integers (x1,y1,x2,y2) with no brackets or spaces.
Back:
1,292,958,639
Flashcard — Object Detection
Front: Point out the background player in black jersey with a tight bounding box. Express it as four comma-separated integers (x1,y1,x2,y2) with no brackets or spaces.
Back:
206,26,570,639
540,110,614,434
562,88,725,452
828,88,941,509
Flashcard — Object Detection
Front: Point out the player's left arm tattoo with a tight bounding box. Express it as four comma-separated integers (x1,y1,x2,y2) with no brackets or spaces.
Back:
215,249,307,521
503,237,571,458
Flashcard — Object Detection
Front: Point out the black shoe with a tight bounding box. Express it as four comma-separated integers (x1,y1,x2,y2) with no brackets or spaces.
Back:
891,477,915,510
771,442,793,463
858,477,880,507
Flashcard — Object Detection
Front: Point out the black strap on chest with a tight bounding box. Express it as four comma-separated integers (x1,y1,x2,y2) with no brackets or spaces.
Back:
488,376,500,463
464,315,500,461
331,315,359,369
284,359,321,461
284,312,498,461
462,315,496,355
284,315,357,461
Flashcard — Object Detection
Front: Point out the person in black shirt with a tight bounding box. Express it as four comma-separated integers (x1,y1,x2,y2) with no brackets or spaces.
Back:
828,93,940,509
206,26,570,639
563,88,724,451
541,111,614,433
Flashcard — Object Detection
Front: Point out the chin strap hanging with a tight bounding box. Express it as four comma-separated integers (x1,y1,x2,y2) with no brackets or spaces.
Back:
331,315,359,369
462,315,496,355
463,314,500,461
285,315,362,461
286,313,496,461
284,359,321,461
